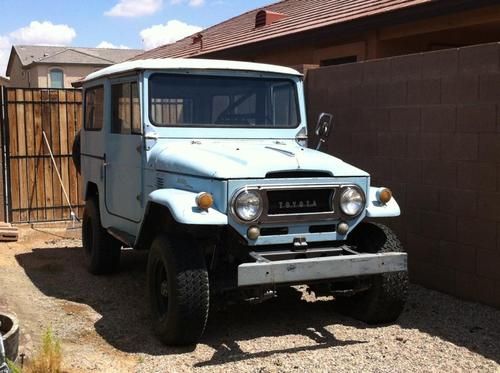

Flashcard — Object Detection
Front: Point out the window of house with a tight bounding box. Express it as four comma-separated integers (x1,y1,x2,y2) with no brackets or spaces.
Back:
49,69,64,88
111,81,141,134
84,86,104,131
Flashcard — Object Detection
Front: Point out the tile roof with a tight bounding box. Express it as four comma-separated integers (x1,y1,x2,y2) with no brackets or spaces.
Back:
133,0,432,60
13,45,143,67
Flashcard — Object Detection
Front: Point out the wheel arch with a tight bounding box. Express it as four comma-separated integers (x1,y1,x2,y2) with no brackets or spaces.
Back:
135,201,224,251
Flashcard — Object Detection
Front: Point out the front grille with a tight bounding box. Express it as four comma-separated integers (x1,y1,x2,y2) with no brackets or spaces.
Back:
156,176,165,189
267,188,334,215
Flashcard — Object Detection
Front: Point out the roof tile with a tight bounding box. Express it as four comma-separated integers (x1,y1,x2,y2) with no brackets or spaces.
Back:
133,0,431,60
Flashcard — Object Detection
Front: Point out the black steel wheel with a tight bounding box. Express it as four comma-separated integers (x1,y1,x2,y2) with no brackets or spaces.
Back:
82,197,121,274
147,234,209,346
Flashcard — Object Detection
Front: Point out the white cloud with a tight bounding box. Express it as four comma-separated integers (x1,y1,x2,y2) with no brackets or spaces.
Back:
0,36,11,77
171,0,205,7
105,0,163,17
96,41,130,49
9,21,76,46
0,21,77,76
140,19,202,50
189,0,205,7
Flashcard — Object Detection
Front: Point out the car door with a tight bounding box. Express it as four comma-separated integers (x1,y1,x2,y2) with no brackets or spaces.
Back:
104,79,143,222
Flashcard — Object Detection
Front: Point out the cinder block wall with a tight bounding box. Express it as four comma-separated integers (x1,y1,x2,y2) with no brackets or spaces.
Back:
306,42,500,309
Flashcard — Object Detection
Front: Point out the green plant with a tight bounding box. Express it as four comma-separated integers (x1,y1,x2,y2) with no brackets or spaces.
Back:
25,328,62,373
6,359,22,373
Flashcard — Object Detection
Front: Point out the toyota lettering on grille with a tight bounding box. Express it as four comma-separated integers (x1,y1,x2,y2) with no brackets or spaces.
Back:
278,200,318,209
267,188,334,215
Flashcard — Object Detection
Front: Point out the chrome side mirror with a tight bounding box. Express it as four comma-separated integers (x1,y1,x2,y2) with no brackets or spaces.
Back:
315,113,333,150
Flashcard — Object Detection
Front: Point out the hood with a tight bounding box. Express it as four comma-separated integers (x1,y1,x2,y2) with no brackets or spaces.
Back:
152,141,369,179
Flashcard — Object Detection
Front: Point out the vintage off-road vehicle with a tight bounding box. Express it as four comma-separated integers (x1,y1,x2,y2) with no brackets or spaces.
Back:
73,59,408,346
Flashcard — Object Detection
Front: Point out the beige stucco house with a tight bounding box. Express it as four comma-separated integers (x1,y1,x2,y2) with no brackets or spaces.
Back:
6,45,142,88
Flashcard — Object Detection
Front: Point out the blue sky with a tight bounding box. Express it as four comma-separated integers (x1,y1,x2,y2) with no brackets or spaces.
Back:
0,0,274,76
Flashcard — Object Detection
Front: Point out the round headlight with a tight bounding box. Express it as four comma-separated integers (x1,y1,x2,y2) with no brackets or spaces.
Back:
340,186,365,216
233,190,263,222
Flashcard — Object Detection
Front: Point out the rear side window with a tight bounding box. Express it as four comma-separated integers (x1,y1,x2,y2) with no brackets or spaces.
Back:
84,86,104,131
111,81,141,134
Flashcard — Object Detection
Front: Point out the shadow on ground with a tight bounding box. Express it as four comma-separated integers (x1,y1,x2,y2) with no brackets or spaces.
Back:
15,246,500,365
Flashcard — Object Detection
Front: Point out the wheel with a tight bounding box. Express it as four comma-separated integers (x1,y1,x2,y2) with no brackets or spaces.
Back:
82,197,121,274
335,222,408,324
147,234,209,346
72,129,81,174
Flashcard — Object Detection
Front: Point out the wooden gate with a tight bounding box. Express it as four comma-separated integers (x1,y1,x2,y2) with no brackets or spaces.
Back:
1,87,83,223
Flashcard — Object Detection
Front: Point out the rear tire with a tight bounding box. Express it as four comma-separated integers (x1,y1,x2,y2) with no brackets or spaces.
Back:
82,197,121,274
147,234,209,346
335,222,408,324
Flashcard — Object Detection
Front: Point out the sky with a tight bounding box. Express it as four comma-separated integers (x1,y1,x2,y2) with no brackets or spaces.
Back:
0,0,274,77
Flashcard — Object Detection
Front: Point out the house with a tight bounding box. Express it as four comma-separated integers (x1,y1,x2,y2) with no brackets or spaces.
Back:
6,45,143,88
133,0,500,70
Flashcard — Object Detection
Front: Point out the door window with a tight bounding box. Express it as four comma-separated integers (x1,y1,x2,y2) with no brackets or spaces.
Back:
111,81,141,134
84,86,104,131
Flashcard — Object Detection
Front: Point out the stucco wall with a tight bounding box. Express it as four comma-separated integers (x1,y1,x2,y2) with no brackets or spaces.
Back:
8,60,103,88
306,42,500,309
7,54,30,87
34,64,102,88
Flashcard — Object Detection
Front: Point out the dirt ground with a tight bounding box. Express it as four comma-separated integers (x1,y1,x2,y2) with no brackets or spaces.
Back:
0,224,499,372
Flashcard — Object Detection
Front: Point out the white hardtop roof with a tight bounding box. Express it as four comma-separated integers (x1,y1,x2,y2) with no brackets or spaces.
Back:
82,58,302,83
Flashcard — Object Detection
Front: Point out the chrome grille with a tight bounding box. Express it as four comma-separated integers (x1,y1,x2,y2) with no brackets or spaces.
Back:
267,188,334,215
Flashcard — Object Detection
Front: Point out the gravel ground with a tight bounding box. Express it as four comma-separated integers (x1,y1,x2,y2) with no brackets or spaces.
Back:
0,224,499,372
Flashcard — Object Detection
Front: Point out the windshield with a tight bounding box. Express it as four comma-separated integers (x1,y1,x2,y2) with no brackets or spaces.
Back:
149,74,300,128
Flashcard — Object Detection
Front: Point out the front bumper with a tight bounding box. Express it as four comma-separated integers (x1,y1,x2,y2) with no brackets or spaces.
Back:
238,252,407,287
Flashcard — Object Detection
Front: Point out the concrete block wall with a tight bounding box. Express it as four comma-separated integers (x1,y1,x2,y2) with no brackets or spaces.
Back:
306,42,500,309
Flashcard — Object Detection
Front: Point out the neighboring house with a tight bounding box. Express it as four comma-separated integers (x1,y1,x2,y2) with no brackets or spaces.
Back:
133,0,500,69
0,76,9,87
6,45,143,88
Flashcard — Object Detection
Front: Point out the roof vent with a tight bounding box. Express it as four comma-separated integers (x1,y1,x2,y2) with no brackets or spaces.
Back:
192,33,203,50
192,33,203,45
255,10,286,28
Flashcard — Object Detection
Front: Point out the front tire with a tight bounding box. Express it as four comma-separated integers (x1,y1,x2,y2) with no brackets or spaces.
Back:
335,222,408,324
147,234,209,346
82,197,121,274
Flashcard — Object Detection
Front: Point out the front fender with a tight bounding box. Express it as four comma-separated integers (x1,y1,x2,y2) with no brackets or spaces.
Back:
148,189,228,225
366,187,401,218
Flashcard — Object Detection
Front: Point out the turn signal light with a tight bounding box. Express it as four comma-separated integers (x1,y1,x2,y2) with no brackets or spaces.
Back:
378,188,392,204
196,192,214,210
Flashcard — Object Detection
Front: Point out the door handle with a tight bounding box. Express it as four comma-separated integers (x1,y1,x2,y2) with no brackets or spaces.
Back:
101,162,109,180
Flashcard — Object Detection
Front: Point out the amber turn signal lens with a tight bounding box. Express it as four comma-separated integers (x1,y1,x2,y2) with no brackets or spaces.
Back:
378,188,392,204
196,192,214,210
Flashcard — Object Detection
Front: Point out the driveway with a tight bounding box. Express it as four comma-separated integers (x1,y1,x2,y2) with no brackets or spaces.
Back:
0,224,499,372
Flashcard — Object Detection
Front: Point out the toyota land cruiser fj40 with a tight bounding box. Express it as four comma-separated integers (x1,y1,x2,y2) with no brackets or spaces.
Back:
73,59,408,346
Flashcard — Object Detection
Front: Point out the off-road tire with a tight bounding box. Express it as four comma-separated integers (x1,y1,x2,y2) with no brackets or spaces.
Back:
147,234,209,346
82,197,121,274
335,222,408,324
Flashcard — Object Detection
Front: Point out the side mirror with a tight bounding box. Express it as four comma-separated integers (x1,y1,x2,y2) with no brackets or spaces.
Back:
315,113,334,150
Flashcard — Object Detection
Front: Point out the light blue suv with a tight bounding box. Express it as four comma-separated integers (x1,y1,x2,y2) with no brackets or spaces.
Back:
73,59,408,345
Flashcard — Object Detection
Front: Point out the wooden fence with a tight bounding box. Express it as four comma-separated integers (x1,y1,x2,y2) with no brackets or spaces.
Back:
1,87,83,222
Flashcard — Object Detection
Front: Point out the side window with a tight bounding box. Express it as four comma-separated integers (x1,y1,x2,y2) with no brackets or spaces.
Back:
84,86,104,131
111,81,141,134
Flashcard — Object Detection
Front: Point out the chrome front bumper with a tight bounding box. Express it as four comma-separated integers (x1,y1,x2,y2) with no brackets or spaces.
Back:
238,252,407,287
